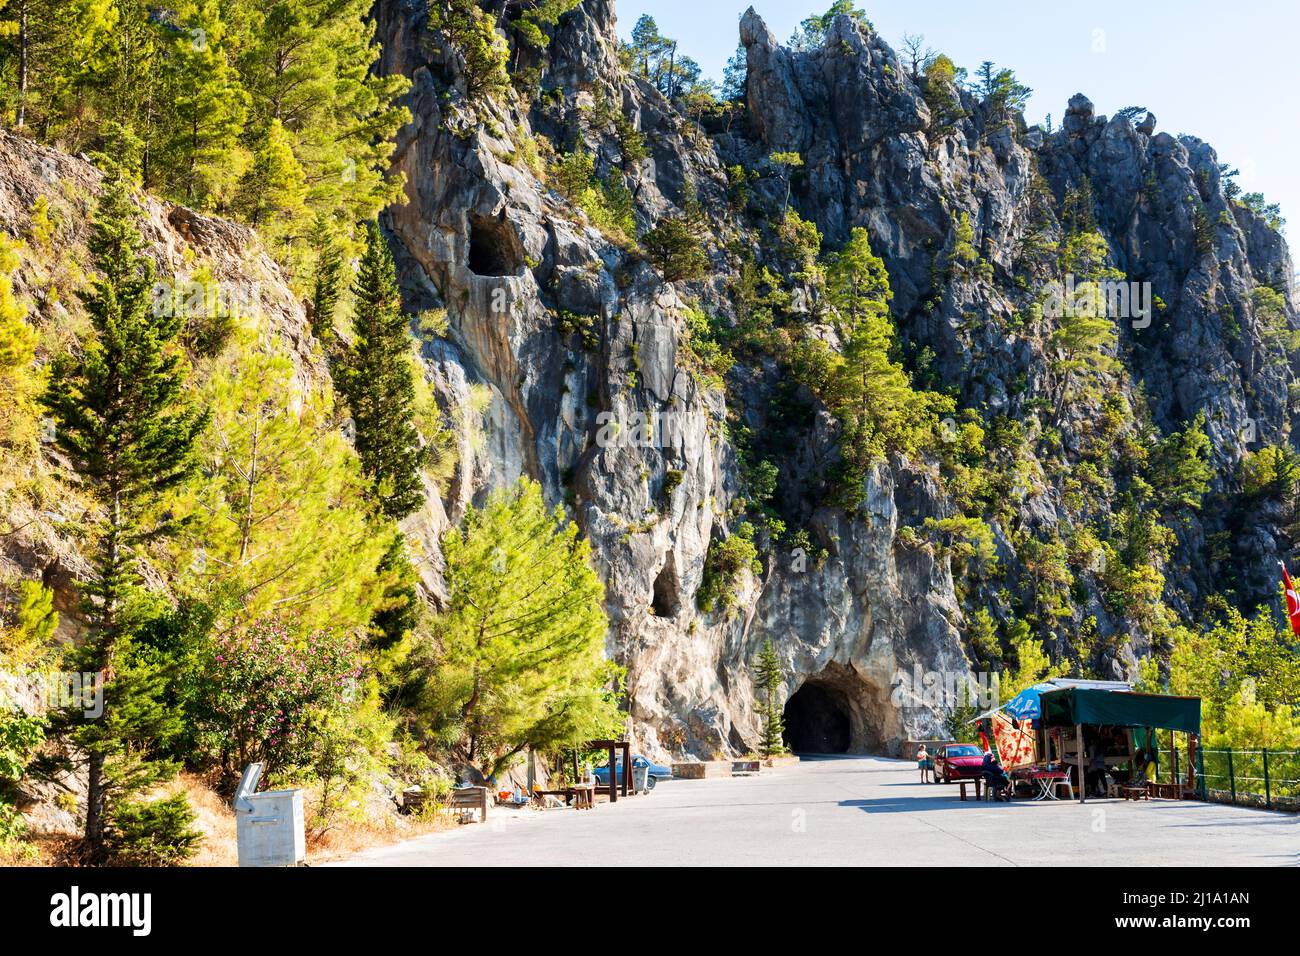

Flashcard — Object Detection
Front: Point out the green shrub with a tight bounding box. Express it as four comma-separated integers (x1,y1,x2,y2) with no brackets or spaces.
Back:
697,523,761,614
662,469,684,499
641,216,707,282
680,305,733,388
552,150,635,242
556,310,600,350
105,793,202,867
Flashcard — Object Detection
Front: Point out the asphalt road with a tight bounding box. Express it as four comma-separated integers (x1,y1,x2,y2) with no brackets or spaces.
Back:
333,755,1299,866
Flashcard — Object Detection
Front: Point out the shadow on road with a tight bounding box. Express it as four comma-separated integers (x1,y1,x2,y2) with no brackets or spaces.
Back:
838,794,1083,813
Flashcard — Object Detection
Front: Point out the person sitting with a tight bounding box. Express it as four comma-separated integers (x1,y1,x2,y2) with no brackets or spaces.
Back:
1086,745,1110,797
981,752,1011,801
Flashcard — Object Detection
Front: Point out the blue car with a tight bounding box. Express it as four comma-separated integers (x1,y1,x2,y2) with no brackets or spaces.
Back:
592,755,673,790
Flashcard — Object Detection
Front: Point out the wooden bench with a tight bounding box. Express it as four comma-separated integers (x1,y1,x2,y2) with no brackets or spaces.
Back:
1120,785,1149,801
533,786,595,809
958,778,983,801
448,786,488,822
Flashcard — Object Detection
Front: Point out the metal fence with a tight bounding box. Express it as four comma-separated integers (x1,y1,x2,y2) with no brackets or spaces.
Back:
1147,728,1300,809
1195,748,1300,808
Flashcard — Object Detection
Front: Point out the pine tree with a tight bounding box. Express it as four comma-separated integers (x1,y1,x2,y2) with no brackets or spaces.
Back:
922,54,967,139
641,214,707,283
39,171,208,858
86,1,169,186
627,14,666,79
767,150,803,213
370,530,419,651
309,213,343,343
179,339,388,635
234,0,410,222
336,222,426,521
753,638,786,757
792,227,953,504
234,117,307,241
0,0,111,135
720,43,747,102
428,478,619,778
426,0,508,104
156,0,250,210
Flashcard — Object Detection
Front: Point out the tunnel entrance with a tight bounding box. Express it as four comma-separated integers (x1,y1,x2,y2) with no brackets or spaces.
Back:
783,682,851,754
778,662,898,755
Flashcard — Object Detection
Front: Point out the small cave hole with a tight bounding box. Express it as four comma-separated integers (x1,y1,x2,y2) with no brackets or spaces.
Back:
467,212,524,277
651,559,682,618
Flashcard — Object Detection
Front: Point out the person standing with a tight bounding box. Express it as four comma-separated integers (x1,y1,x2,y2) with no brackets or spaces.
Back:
917,744,931,783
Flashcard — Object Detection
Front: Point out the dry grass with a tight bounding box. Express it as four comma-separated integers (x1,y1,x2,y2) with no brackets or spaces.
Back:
305,803,453,863
0,832,79,866
4,773,455,867
172,773,455,865
163,773,240,867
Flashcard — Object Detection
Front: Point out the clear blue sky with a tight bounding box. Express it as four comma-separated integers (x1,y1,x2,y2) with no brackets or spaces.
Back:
616,0,1296,236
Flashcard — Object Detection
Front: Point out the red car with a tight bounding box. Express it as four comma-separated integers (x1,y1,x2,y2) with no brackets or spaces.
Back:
933,744,987,783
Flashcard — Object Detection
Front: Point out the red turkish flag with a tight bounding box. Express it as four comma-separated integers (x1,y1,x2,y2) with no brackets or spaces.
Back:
1282,562,1300,637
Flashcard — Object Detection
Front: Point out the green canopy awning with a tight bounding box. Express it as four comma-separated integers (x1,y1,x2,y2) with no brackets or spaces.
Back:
1038,687,1201,734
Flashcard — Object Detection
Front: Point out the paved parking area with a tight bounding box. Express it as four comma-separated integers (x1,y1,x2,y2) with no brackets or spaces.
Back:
334,755,1299,866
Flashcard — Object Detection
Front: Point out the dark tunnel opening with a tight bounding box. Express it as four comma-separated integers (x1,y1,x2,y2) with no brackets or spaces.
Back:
782,681,851,754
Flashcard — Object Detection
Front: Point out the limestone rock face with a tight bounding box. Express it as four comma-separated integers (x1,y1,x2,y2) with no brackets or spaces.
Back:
363,2,1297,760
10,3,1285,769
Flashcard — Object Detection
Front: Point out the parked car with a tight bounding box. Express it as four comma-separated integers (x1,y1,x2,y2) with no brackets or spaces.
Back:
933,743,987,783
592,755,673,789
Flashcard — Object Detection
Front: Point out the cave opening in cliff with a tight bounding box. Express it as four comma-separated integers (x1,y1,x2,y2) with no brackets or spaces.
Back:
781,663,895,755
783,682,851,753
467,212,524,276
651,559,682,618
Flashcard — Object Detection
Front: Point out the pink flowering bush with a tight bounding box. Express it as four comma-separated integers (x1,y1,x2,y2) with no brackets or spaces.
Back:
188,616,363,781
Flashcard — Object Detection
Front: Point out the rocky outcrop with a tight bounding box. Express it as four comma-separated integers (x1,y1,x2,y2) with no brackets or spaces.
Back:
366,4,974,758
363,2,1297,759
386,2,1300,759
12,1,1286,768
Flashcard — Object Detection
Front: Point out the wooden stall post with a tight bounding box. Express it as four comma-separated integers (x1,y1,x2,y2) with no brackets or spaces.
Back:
606,743,616,803
1076,724,1086,803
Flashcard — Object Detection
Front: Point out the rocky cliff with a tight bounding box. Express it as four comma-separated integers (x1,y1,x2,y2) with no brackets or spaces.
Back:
6,1,1292,765
365,1,1297,759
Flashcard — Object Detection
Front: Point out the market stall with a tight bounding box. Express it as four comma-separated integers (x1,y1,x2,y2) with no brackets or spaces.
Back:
1037,686,1202,803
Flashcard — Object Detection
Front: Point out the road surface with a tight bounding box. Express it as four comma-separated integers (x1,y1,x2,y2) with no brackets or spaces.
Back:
334,755,1298,866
